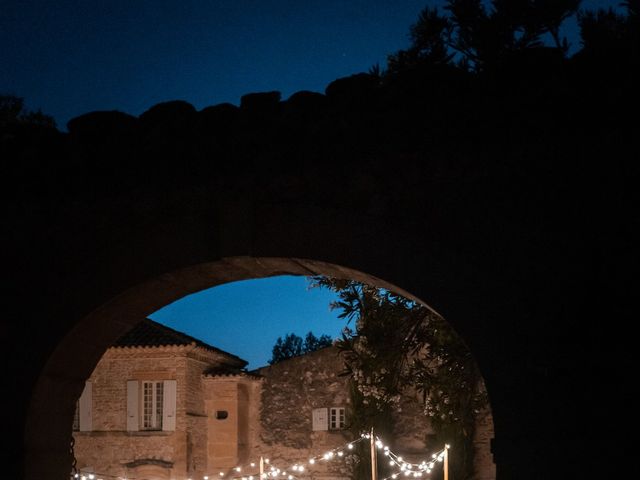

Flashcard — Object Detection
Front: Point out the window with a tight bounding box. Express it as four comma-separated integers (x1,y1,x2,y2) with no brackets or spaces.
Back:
127,379,176,432
330,407,346,430
216,410,229,420
142,381,164,430
312,407,346,431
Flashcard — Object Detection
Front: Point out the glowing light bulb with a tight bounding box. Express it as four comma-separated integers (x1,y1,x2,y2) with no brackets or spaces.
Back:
251,463,256,467
392,475,398,479
389,461,395,466
204,477,209,480
309,459,315,464
338,451,344,457
219,473,224,477
347,443,354,450
298,467,304,472
265,459,270,464
445,444,450,449
376,440,383,448
397,457,403,462
89,475,95,480
236,467,242,472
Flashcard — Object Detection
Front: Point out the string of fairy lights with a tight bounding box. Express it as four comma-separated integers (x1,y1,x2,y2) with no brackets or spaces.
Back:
70,432,450,480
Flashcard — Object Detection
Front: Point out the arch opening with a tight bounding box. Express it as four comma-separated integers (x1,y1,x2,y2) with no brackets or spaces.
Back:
25,257,495,480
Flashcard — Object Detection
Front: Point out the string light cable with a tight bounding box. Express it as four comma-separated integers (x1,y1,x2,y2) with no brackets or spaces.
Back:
372,436,450,480
68,432,448,480
217,435,369,480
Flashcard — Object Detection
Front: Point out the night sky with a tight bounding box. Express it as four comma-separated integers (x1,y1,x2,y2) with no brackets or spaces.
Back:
1,0,621,367
149,276,346,370
1,1,619,130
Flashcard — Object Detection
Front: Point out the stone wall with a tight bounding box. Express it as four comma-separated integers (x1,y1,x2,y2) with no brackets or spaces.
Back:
254,346,495,480
254,347,353,480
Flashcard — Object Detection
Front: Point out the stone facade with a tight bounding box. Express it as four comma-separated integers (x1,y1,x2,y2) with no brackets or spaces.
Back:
73,322,494,480
72,327,250,480
253,346,353,480
252,346,495,480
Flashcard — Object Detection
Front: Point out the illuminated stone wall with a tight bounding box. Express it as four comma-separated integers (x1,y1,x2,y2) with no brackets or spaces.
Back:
72,344,230,480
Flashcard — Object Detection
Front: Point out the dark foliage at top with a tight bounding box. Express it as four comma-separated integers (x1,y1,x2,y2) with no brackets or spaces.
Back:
0,95,56,130
268,331,333,365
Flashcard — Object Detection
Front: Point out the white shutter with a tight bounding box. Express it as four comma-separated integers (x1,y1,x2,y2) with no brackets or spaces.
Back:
312,407,328,431
162,379,177,431
78,381,92,432
126,380,139,431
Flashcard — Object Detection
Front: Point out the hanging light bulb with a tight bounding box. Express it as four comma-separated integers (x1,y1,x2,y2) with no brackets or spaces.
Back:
347,443,354,450
309,459,315,465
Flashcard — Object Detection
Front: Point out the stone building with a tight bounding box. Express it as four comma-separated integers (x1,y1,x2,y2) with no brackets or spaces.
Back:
73,319,494,480
72,318,257,480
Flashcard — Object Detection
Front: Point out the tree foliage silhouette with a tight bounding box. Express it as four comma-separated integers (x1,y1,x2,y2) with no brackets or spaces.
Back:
385,0,635,73
310,277,487,480
0,94,56,130
268,331,333,365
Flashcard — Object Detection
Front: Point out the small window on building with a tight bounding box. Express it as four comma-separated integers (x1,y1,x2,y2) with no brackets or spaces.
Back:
127,379,176,432
216,410,229,420
329,407,346,430
142,381,164,430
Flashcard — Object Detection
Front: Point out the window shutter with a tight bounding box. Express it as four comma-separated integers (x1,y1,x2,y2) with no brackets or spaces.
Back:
78,381,92,432
126,380,139,431
162,379,177,431
312,408,328,431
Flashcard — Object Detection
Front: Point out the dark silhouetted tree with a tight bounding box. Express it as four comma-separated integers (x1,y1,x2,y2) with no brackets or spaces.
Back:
578,0,639,59
0,94,56,130
268,331,333,365
387,0,581,73
310,277,487,480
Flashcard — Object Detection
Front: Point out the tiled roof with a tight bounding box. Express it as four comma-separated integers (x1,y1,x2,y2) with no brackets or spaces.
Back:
203,364,262,378
113,318,247,367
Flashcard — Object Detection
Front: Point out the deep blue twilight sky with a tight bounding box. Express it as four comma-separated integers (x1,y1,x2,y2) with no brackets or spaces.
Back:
1,0,620,130
149,276,346,370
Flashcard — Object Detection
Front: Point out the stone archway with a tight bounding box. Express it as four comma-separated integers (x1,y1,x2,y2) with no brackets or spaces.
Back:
27,256,485,480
